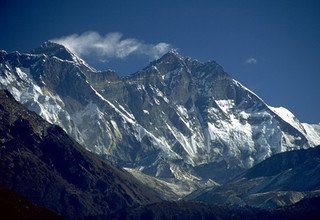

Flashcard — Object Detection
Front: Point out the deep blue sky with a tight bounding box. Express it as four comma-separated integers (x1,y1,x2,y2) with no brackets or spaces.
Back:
1,0,319,123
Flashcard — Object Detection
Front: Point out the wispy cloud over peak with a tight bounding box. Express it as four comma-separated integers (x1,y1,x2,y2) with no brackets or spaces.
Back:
52,31,171,60
245,57,257,64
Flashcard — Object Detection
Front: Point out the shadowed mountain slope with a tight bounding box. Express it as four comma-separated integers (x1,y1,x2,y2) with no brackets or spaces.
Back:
188,146,320,209
0,90,161,218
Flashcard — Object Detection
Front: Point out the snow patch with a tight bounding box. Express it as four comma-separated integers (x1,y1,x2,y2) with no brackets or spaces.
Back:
215,99,235,114
269,106,304,132
302,123,320,146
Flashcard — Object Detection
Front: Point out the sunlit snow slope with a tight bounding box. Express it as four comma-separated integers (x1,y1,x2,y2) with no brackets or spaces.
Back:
1,42,319,190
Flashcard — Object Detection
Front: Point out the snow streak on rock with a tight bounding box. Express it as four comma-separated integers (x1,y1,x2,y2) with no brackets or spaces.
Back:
1,42,319,196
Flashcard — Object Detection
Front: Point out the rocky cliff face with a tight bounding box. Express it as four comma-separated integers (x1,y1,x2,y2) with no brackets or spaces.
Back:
0,90,161,218
1,42,319,188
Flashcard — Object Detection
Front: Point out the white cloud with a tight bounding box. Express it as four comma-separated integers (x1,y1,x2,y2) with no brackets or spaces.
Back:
52,31,171,60
245,57,257,64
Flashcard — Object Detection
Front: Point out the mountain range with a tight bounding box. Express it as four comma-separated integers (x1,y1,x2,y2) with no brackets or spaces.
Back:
1,88,319,219
1,41,320,218
1,41,319,193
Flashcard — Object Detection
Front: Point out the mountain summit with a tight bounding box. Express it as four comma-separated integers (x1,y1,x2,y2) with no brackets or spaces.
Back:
1,42,320,195
30,41,94,71
30,41,75,60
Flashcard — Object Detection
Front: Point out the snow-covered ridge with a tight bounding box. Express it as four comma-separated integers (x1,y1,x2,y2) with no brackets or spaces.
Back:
1,45,319,195
32,40,96,72
269,106,305,132
269,106,320,146
302,123,320,146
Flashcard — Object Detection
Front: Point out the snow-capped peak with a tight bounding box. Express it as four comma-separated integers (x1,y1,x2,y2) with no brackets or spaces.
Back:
31,41,95,71
156,49,184,63
1,43,320,194
31,41,73,60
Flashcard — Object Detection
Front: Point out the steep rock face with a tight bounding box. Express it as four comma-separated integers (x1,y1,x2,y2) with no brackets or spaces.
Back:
0,90,161,218
189,146,320,209
0,42,319,186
